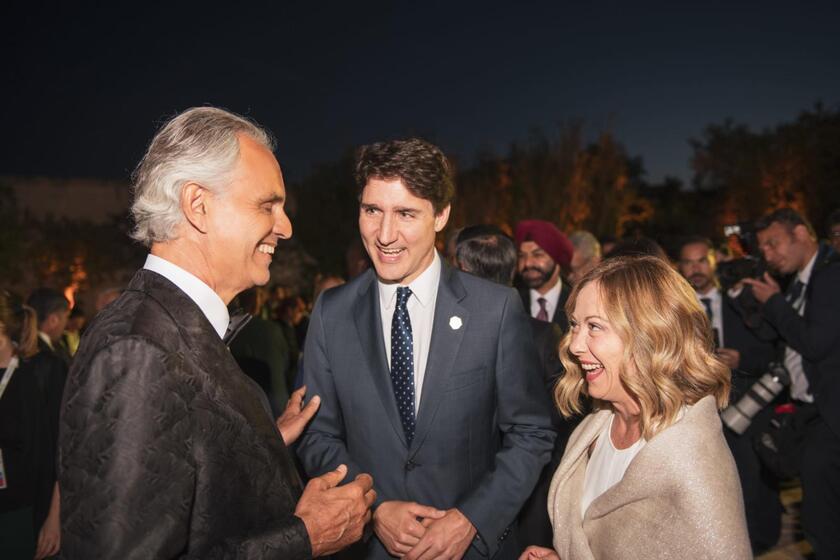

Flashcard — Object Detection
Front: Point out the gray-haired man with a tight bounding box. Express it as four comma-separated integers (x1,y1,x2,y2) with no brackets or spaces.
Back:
59,107,375,559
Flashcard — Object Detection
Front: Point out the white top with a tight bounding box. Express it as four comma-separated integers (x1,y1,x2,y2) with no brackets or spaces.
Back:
696,287,725,345
143,254,230,340
378,251,441,414
785,249,818,402
529,277,562,321
581,413,646,517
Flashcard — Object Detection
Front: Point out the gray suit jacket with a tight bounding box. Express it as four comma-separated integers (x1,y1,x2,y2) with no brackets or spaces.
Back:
297,263,556,559
59,270,310,559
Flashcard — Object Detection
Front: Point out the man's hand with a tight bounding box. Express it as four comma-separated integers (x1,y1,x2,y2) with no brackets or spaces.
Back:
717,347,741,369
518,545,560,560
405,508,476,560
373,500,446,557
294,464,376,557
276,386,320,445
743,273,781,304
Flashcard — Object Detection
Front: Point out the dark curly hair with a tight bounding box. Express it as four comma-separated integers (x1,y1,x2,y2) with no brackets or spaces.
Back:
354,138,455,214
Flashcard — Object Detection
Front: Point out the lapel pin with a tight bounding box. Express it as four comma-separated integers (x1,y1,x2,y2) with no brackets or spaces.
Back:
449,316,462,330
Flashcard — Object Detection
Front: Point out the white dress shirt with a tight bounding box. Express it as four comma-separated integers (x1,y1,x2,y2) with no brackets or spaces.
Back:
529,277,562,321
143,254,230,339
379,251,441,414
785,250,818,402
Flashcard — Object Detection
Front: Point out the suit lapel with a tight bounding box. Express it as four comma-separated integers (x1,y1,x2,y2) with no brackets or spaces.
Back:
552,279,572,331
411,265,469,453
353,272,409,447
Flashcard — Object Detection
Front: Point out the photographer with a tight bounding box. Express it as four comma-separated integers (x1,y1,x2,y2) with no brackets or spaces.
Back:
743,208,840,559
677,236,780,554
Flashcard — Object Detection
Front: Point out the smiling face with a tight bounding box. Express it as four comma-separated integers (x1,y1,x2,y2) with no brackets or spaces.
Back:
568,281,636,409
517,241,560,292
204,134,292,302
359,178,450,285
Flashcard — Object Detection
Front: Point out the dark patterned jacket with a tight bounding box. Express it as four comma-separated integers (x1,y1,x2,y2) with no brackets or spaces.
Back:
59,269,310,559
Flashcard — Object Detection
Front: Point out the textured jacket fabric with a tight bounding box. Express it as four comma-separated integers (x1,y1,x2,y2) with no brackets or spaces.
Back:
548,395,751,560
297,264,556,559
59,269,310,560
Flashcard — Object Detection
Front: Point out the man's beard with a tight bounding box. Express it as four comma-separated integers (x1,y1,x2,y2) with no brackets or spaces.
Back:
520,264,557,290
689,273,713,292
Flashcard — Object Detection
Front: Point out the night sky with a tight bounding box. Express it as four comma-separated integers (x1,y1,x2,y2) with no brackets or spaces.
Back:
3,1,839,184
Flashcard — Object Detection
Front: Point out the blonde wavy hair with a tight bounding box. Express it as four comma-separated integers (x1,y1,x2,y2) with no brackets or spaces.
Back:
555,255,730,440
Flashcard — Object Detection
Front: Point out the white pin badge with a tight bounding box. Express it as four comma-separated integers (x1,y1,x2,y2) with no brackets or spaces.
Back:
449,316,463,330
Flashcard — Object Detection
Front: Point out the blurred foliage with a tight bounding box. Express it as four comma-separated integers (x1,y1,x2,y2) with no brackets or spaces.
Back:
691,103,840,237
6,104,840,290
0,181,144,299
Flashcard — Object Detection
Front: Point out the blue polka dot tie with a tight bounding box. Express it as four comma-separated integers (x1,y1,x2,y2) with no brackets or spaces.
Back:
391,286,416,445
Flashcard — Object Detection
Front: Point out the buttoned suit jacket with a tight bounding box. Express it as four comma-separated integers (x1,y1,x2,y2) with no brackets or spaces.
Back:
297,263,556,559
59,269,311,559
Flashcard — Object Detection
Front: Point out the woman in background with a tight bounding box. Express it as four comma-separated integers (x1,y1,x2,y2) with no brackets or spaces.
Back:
0,291,65,559
521,256,750,560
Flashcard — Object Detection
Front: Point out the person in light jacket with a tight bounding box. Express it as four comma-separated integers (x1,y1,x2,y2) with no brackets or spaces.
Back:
521,255,751,560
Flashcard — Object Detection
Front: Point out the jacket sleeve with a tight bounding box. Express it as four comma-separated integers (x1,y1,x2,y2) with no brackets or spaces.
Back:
457,289,557,556
60,337,311,560
762,264,840,363
295,297,368,492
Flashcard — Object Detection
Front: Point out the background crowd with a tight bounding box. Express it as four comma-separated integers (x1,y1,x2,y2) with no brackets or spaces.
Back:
3,198,839,558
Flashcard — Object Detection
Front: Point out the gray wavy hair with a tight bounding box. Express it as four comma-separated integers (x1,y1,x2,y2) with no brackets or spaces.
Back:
130,106,275,246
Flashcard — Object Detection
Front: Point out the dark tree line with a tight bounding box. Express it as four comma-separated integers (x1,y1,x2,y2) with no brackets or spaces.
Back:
4,103,839,296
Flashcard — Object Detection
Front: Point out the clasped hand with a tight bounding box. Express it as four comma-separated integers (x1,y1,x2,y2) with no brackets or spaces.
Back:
374,501,476,560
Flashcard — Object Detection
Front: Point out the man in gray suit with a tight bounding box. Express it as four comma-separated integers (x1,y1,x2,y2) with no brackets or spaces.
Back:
297,139,556,560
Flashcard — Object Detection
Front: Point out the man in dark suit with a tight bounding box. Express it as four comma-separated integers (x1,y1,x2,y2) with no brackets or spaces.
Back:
59,107,375,559
676,236,780,554
26,287,72,367
514,220,574,333
297,139,555,560
744,208,840,559
452,225,571,550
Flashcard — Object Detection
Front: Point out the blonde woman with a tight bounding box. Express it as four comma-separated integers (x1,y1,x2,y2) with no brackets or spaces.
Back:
521,256,751,560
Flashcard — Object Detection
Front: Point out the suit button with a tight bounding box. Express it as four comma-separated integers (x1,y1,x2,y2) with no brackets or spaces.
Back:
405,460,417,471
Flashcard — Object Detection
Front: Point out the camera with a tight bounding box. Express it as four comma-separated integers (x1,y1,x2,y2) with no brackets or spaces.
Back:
721,362,789,435
718,222,768,291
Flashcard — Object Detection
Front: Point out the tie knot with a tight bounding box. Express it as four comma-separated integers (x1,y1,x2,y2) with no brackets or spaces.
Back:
538,296,547,308
396,286,412,307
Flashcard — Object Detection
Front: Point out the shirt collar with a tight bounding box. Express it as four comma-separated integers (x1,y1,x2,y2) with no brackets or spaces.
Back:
697,287,720,301
798,250,818,285
38,331,54,350
143,254,230,339
379,251,442,311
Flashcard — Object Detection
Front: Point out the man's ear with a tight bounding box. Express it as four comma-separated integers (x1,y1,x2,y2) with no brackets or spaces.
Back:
793,223,812,243
434,204,451,233
181,182,211,233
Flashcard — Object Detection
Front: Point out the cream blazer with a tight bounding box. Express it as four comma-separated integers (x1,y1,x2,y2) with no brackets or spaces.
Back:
548,395,752,560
